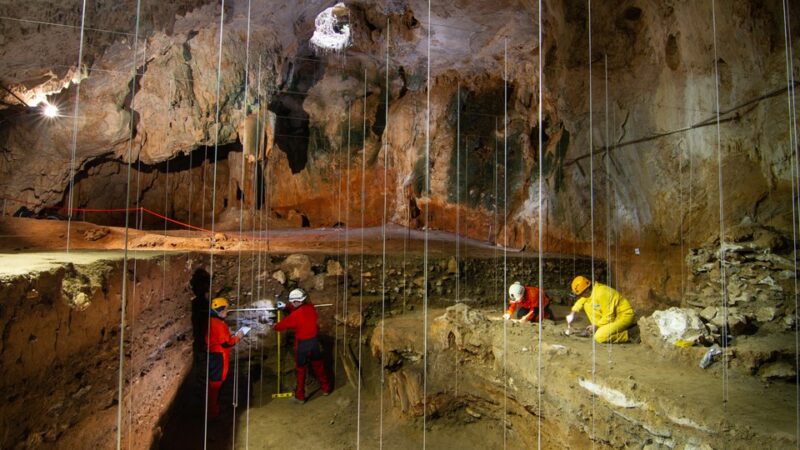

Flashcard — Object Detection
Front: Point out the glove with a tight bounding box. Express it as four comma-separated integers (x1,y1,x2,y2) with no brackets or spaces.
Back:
276,301,286,310
503,313,511,320
566,312,575,324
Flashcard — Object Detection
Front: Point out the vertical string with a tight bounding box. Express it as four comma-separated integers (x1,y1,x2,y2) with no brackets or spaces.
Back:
379,17,390,449
502,39,509,450
252,57,264,408
334,79,343,392
259,78,270,404
455,80,461,398
710,0,730,409
536,1,544,447
356,67,367,450
603,54,613,363
422,0,431,446
232,1,252,445
201,146,208,230
203,2,227,447
587,1,597,447
126,42,147,450
344,102,351,410
781,0,800,441
116,1,141,448
249,56,263,443
65,0,88,252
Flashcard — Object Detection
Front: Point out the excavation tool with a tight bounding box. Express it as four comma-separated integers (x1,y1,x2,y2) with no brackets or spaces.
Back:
272,309,294,399
228,304,334,313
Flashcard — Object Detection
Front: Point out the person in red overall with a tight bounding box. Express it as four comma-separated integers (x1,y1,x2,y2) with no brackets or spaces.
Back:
503,281,553,323
273,288,332,402
206,297,243,418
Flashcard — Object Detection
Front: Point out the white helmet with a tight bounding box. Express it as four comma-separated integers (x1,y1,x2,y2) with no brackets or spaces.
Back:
288,288,307,304
509,282,525,302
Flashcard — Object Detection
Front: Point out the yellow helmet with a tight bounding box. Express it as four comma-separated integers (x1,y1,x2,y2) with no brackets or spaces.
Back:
571,276,591,296
211,297,229,311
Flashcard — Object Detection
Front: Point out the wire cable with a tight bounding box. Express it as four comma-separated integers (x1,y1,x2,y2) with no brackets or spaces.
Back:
587,2,597,448
710,0,730,410
536,1,544,447
379,18,390,450
422,0,431,446
202,2,227,447
65,0,88,252
115,1,141,447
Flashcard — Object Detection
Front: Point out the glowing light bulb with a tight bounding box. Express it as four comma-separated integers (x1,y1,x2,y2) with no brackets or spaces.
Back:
42,103,59,118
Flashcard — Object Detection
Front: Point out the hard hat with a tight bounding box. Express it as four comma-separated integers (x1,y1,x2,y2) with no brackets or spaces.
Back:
211,297,229,311
571,276,591,296
508,282,525,301
288,288,307,303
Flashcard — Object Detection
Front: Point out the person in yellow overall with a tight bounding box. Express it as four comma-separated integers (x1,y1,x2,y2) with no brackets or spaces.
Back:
566,275,635,343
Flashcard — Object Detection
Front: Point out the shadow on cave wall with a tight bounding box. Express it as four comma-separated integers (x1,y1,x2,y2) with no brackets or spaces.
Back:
268,47,327,174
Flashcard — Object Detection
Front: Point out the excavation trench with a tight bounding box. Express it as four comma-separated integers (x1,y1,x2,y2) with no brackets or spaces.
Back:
1,249,796,450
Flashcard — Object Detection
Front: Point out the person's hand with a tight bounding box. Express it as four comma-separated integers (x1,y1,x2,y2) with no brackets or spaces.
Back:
236,330,245,338
585,324,597,334
276,301,286,310
566,312,575,324
503,313,511,320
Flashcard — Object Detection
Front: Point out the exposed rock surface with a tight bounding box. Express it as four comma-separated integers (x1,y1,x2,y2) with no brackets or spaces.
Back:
0,1,796,269
372,304,797,449
684,221,795,332
0,254,195,449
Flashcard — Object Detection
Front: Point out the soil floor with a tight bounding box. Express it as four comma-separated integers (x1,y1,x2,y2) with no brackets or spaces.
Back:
154,305,798,449
157,345,511,450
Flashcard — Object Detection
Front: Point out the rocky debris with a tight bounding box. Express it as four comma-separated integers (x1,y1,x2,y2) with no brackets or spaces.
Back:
431,303,492,359
705,307,753,336
649,307,712,345
685,222,796,333
446,256,459,274
83,227,110,241
336,311,364,328
757,360,796,381
313,273,326,290
326,259,344,276
272,270,287,285
280,254,314,283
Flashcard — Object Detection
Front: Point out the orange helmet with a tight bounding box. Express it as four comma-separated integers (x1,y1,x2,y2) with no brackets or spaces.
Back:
210,297,229,311
571,276,591,296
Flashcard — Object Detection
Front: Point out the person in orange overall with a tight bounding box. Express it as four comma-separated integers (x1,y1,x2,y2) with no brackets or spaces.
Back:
503,281,553,323
273,288,332,402
206,297,243,418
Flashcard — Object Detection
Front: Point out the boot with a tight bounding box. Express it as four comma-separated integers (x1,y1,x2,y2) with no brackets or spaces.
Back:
311,359,332,394
295,365,307,402
208,381,223,418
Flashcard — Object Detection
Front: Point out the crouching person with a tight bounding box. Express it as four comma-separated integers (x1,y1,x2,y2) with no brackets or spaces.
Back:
206,297,243,418
273,288,332,402
503,281,553,323
566,276,635,343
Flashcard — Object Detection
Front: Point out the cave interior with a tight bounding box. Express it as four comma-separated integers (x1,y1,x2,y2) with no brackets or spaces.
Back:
0,0,799,449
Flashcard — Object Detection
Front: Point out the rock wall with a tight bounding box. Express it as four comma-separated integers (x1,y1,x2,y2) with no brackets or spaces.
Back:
0,0,798,311
0,254,195,449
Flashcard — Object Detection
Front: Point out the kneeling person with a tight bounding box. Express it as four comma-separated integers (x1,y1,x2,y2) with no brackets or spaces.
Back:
503,281,553,323
566,276,635,343
273,288,332,402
